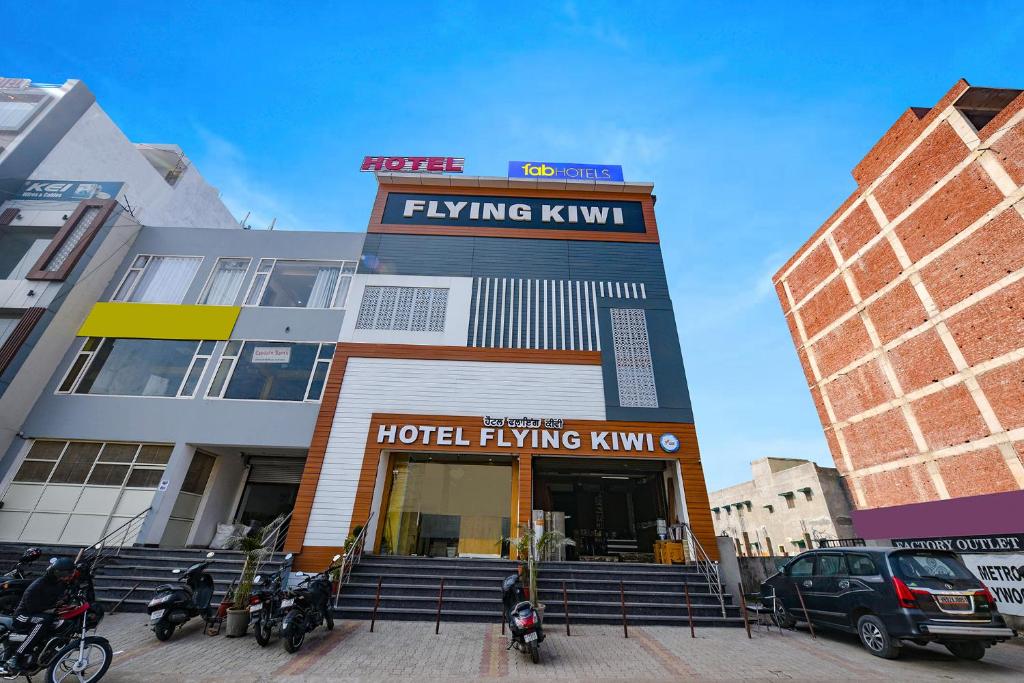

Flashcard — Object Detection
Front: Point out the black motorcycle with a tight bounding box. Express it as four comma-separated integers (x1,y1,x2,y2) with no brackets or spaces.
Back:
279,554,339,653
0,554,112,683
146,551,216,641
0,548,43,616
248,553,293,647
502,573,544,663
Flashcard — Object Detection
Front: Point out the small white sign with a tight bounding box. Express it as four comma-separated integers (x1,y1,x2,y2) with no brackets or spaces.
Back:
157,480,170,492
252,347,291,364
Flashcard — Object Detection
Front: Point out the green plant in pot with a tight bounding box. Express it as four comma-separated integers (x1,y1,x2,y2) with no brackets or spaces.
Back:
501,524,574,621
224,519,283,637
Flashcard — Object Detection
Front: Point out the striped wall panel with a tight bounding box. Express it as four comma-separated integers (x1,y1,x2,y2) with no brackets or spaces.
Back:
467,278,647,351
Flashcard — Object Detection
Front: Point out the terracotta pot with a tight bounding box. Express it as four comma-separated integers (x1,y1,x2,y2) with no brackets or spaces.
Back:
225,608,250,637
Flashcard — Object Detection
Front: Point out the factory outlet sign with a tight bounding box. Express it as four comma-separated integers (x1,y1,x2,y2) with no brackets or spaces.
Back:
375,416,679,455
892,533,1024,553
360,156,464,173
508,161,624,182
381,192,646,233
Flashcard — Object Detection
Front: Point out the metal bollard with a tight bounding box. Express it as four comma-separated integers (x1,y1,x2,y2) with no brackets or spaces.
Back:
562,581,571,637
794,583,815,639
370,576,382,632
683,581,695,639
737,583,751,639
435,577,445,635
619,580,628,639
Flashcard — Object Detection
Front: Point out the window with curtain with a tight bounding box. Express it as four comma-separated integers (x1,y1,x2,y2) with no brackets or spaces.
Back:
112,255,202,304
0,95,45,132
246,260,354,308
60,338,201,397
198,257,250,305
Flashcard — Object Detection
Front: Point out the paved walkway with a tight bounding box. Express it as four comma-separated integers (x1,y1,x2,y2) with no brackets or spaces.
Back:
66,614,1024,681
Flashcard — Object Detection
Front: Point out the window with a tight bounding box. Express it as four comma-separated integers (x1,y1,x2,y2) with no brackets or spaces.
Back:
207,340,334,402
789,556,815,577
0,226,59,279
181,452,215,495
0,312,19,349
355,286,448,331
244,259,354,308
610,308,658,408
57,338,210,397
816,554,848,577
112,255,202,303
0,94,46,132
27,200,116,281
13,440,169,488
847,554,878,576
893,552,975,581
198,257,250,305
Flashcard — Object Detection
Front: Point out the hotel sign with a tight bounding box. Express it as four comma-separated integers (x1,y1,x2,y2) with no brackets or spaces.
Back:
376,417,680,455
381,192,646,233
361,156,464,173
509,161,624,182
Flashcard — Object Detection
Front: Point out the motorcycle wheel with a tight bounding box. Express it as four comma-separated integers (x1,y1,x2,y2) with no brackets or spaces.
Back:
325,610,334,631
283,628,305,653
46,636,112,683
529,642,540,664
254,618,273,647
153,620,174,642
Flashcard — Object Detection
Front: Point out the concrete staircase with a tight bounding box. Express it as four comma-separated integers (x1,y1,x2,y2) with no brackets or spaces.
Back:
335,555,744,626
0,543,290,613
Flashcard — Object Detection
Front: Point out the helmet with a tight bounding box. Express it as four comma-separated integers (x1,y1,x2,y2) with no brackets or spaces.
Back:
46,557,75,581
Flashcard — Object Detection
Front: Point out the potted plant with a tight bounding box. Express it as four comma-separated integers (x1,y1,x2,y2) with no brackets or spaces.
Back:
501,524,574,623
224,520,280,637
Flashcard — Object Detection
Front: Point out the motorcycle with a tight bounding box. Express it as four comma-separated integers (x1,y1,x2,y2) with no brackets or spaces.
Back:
0,554,112,683
248,553,293,646
147,551,216,641
279,554,340,653
502,573,544,664
0,548,43,616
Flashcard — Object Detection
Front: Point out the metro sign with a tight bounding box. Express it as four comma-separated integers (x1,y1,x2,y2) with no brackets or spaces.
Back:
361,156,464,173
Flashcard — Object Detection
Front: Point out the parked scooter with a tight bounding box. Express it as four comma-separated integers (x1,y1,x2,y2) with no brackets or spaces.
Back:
0,548,43,616
502,573,544,663
147,551,217,641
248,553,293,646
278,554,339,653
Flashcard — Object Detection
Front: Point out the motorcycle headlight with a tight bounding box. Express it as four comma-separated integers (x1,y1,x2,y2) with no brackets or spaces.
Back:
148,596,171,607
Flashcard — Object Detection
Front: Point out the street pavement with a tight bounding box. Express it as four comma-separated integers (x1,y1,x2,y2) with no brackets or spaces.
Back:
71,613,1024,681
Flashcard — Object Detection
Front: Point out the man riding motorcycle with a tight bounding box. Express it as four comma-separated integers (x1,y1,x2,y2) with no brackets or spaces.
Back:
5,557,76,672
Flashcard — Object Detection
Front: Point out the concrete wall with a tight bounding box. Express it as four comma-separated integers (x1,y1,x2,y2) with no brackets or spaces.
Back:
773,81,1024,522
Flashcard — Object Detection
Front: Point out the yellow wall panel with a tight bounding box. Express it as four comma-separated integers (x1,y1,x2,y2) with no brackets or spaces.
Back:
77,303,240,340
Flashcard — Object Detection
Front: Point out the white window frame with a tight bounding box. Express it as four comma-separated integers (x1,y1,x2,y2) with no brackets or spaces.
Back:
205,339,334,403
241,258,356,309
55,337,208,399
110,254,204,304
196,256,252,305
0,94,47,133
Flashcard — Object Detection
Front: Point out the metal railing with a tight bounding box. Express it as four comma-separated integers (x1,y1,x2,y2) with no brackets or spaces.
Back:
682,522,726,617
253,512,292,578
333,512,374,608
817,537,865,548
81,507,152,564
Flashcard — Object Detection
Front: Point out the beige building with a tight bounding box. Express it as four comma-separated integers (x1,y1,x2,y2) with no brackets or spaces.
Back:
710,458,856,557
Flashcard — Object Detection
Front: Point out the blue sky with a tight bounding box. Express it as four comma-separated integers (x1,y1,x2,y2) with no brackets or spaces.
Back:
3,3,1021,490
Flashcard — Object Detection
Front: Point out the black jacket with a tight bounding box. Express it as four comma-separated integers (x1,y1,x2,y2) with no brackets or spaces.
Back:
16,574,65,615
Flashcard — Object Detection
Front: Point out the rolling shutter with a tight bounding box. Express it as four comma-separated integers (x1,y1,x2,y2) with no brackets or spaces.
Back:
246,457,305,484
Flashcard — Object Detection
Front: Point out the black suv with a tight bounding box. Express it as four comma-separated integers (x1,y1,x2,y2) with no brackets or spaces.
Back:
760,547,1017,660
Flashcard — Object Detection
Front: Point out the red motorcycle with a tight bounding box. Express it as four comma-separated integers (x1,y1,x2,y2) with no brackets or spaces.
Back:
0,556,112,683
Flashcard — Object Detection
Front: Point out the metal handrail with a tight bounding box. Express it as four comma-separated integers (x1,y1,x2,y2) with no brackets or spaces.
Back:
253,512,292,578
83,507,152,565
682,522,726,617
333,512,375,608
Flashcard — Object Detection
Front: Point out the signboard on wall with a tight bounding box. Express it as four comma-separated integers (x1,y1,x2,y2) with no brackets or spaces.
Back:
381,192,646,233
17,180,123,201
509,161,624,182
361,156,464,173
892,533,1024,553
252,347,291,364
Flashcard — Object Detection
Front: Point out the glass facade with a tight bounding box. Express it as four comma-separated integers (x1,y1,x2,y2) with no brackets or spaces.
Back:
382,454,512,558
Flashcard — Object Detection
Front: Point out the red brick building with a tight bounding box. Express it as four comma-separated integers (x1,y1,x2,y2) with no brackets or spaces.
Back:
773,79,1024,542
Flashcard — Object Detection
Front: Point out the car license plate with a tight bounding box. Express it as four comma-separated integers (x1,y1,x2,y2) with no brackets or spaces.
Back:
281,599,294,608
524,631,538,642
150,609,165,621
936,595,970,610
249,603,263,613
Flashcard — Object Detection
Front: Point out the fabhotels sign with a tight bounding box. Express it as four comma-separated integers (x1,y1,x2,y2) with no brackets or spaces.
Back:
375,417,681,455
381,192,646,233
509,161,624,182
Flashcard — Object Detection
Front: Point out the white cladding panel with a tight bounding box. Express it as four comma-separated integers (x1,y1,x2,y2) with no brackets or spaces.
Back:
303,357,605,546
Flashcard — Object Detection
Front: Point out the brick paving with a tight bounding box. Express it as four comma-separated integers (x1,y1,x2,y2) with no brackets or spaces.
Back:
52,613,1024,681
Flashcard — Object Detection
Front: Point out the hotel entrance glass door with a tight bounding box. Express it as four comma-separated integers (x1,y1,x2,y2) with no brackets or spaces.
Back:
381,453,512,558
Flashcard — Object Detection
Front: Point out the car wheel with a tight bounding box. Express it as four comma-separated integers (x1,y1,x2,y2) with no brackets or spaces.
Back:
771,600,796,629
857,615,900,659
945,641,985,661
